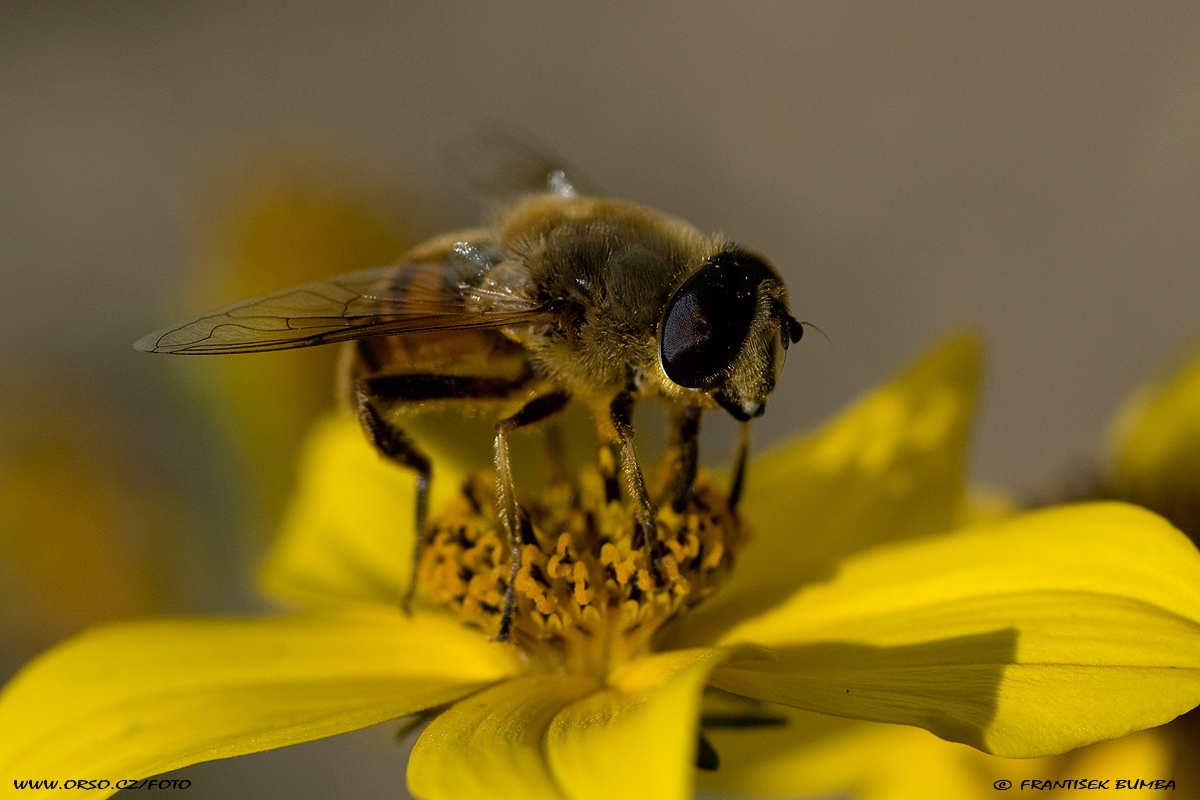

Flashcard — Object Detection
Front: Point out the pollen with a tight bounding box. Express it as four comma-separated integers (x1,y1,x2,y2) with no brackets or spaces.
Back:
417,460,750,677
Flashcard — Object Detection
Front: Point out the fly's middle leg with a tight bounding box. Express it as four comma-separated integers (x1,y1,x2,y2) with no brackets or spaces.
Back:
608,389,666,585
494,390,571,642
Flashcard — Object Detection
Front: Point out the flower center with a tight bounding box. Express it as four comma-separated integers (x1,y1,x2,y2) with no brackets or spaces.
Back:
418,461,749,678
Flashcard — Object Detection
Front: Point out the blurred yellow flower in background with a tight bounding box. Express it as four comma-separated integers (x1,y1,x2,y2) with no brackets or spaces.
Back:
182,168,415,531
0,386,181,680
0,167,415,690
3,335,1199,799
1104,340,1200,544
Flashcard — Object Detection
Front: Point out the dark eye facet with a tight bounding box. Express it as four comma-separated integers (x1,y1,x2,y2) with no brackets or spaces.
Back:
659,249,770,388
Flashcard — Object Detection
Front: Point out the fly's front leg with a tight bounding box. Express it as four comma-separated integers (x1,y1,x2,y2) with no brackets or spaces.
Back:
353,380,431,614
729,421,751,513
609,389,666,583
495,390,571,642
670,405,702,512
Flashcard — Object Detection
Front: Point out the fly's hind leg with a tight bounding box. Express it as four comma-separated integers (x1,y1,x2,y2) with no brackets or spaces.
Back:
353,380,431,613
354,371,531,613
494,390,572,642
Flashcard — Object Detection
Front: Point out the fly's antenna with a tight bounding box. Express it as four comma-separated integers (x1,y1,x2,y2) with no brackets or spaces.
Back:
799,321,831,348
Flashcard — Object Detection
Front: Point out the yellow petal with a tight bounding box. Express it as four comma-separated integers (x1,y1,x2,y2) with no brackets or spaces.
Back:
546,648,729,800
258,414,418,606
407,675,596,800
680,333,979,641
0,609,520,788
702,708,981,800
408,649,729,800
708,502,1200,756
259,413,476,607
701,705,1172,800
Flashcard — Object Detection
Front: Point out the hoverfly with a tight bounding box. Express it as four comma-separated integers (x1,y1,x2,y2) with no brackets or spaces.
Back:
137,138,803,640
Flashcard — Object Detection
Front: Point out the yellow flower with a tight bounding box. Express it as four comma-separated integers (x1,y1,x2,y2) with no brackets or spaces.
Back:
0,391,177,664
1105,340,1200,542
702,340,1200,799
3,335,1200,799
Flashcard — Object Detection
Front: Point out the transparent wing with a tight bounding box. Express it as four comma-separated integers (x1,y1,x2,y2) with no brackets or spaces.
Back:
438,123,605,200
134,262,548,355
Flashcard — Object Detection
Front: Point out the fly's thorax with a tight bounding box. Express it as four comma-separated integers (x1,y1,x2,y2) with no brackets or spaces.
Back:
493,194,712,262
493,194,726,394
496,196,716,324
418,458,750,679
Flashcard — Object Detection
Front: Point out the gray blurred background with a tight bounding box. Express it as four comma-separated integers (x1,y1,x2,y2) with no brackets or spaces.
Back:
2,2,1199,797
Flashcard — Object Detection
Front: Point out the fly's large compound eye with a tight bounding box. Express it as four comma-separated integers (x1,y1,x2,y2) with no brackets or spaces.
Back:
659,249,771,389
